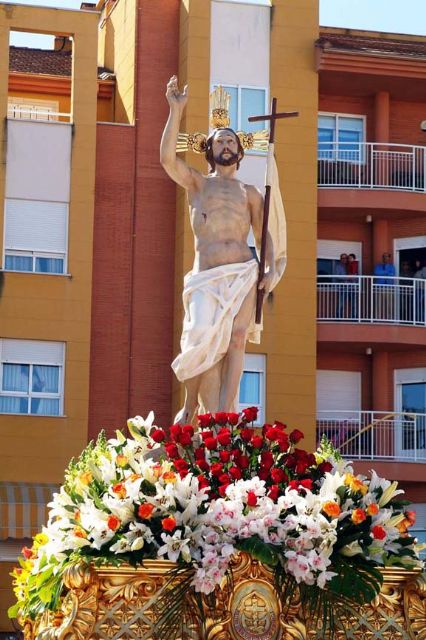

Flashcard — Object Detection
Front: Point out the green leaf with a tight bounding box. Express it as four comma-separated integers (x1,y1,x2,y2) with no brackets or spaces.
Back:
236,537,278,566
140,479,157,496
8,603,21,619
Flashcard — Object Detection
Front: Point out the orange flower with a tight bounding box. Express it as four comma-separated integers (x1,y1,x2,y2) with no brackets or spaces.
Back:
162,516,177,532
73,526,88,539
163,471,177,484
107,515,121,531
351,508,367,525
116,454,128,468
129,473,142,482
112,482,127,499
344,473,368,495
74,509,81,522
138,503,155,520
371,525,387,540
322,501,341,518
366,503,379,516
21,546,34,560
79,471,92,486
152,464,163,479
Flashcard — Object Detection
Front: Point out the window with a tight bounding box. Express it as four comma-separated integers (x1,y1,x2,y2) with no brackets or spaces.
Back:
214,85,268,134
0,339,64,416
7,97,59,122
318,114,365,162
317,240,362,276
239,354,266,424
3,199,67,274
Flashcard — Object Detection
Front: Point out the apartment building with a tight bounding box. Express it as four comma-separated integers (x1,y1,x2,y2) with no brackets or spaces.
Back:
315,27,426,549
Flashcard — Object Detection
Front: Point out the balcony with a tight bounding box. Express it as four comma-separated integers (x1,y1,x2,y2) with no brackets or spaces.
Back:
318,142,426,193
317,275,426,327
317,411,426,462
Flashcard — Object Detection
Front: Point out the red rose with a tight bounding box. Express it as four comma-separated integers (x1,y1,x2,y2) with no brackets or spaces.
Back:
198,413,213,428
204,437,218,451
219,450,231,463
318,461,333,474
238,455,250,469
218,485,228,497
174,458,188,472
218,473,231,485
217,428,231,446
288,480,298,491
182,424,194,437
179,432,192,446
247,491,257,507
201,430,214,442
261,451,274,470
210,462,223,477
242,406,258,422
214,412,229,425
273,421,287,430
251,435,264,449
165,443,179,459
289,429,304,444
229,466,242,480
162,517,176,532
22,546,33,560
270,468,287,484
268,485,280,501
258,467,269,481
170,424,182,442
227,412,240,425
232,448,242,459
371,525,387,540
150,428,166,443
197,475,210,490
197,459,210,472
240,428,253,443
265,427,279,441
194,446,206,460
285,454,296,469
295,461,309,474
278,435,290,452
299,479,313,490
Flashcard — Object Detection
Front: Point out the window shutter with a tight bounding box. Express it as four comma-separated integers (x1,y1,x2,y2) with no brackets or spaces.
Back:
4,199,67,253
317,370,361,419
317,240,362,261
1,340,64,365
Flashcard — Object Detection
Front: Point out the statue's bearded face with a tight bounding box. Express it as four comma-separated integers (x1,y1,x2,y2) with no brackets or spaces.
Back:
212,131,241,166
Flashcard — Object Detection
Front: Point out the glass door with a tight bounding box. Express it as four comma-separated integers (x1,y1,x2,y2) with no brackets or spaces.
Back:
398,382,426,459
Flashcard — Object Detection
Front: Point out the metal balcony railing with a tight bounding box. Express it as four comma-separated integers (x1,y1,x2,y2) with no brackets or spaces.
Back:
318,142,426,193
317,275,426,326
7,105,71,123
317,411,426,462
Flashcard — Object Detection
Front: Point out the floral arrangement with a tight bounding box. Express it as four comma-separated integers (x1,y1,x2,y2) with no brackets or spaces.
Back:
9,409,423,637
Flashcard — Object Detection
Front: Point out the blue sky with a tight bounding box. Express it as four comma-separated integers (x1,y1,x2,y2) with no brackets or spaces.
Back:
5,0,426,48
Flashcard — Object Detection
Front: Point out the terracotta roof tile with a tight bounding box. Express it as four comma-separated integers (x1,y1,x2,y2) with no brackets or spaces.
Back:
317,32,426,59
9,46,113,78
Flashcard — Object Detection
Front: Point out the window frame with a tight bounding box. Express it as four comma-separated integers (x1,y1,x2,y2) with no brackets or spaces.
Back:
239,353,266,425
211,83,269,154
318,112,366,164
4,249,66,275
0,341,65,417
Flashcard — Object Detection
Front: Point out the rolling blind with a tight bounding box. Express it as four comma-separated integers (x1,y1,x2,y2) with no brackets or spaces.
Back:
317,240,362,261
4,199,67,253
317,370,361,419
1,339,64,365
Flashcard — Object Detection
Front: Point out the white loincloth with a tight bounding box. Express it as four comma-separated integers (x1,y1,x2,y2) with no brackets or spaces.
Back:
172,260,259,382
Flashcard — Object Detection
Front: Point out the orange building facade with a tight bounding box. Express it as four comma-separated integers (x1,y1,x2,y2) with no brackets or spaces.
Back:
0,0,425,634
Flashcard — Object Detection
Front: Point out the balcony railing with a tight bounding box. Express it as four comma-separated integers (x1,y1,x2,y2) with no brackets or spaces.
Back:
7,105,71,123
317,275,426,326
317,411,426,462
318,142,426,192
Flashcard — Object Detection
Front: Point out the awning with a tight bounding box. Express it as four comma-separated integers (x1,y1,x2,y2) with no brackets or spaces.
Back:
0,482,59,540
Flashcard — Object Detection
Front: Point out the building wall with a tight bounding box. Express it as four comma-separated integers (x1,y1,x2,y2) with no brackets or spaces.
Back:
0,561,14,632
0,3,98,481
89,122,135,437
98,0,136,124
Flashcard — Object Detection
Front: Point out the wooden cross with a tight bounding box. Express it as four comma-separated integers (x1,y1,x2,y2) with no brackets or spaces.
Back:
248,99,299,324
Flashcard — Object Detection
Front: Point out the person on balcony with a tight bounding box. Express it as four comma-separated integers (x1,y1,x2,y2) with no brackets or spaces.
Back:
414,259,426,323
334,253,349,319
374,253,396,320
347,253,359,319
400,260,415,323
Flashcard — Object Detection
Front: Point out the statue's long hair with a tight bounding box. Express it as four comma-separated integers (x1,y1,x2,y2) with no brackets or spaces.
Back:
205,128,245,173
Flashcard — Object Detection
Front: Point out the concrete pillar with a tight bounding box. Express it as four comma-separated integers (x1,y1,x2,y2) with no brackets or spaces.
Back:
0,15,10,261
372,351,389,412
374,91,390,142
373,218,389,265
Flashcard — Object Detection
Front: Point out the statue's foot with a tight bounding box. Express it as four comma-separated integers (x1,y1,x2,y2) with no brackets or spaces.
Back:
174,405,196,426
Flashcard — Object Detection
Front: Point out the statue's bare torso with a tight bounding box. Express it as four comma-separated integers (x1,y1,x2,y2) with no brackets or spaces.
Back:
190,175,254,273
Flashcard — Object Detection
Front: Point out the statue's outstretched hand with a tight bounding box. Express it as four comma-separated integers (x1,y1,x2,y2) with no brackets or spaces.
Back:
166,75,188,113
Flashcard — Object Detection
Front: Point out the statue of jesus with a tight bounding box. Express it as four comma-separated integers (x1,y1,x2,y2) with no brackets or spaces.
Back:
160,76,276,424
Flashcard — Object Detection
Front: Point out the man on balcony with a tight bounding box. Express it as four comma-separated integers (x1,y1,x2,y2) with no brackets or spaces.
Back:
374,253,396,321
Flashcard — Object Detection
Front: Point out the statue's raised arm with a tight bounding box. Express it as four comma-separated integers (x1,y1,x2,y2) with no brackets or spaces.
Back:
160,76,203,192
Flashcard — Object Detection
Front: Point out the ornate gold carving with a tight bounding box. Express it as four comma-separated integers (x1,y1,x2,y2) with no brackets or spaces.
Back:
21,557,425,640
